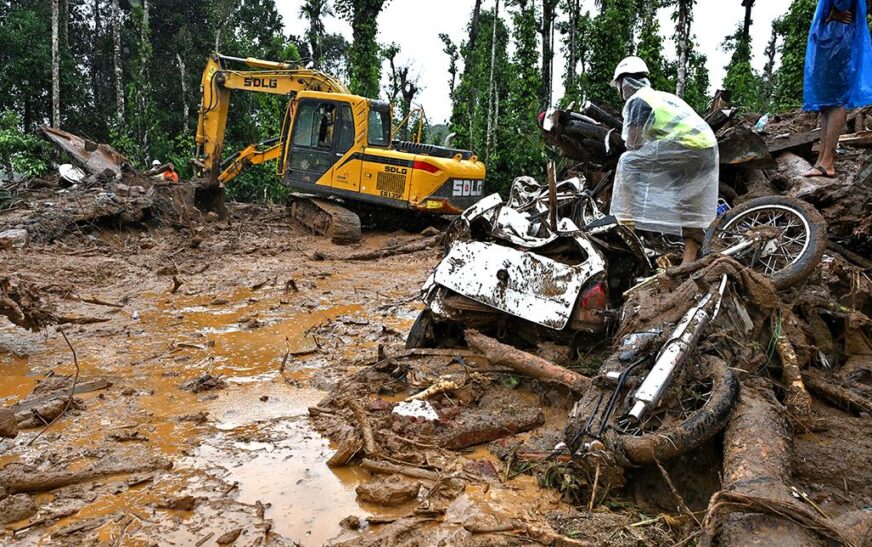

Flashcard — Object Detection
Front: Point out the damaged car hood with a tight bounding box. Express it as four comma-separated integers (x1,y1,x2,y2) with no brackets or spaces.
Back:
432,240,603,330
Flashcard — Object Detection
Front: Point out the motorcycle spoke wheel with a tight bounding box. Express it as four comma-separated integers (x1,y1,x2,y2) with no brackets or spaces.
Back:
714,205,810,277
613,377,714,438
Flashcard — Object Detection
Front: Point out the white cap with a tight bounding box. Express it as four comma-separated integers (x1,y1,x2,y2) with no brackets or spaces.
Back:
152,160,161,167
612,56,650,87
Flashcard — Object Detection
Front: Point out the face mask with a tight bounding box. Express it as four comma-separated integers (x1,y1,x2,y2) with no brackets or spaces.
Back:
619,76,651,101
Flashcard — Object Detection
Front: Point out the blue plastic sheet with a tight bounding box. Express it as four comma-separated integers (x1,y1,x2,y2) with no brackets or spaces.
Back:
804,0,872,111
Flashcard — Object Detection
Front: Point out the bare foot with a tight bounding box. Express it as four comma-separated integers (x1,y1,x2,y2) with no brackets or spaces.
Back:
803,165,835,178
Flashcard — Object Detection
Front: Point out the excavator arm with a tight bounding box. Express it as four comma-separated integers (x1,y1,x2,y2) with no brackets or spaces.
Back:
192,53,350,186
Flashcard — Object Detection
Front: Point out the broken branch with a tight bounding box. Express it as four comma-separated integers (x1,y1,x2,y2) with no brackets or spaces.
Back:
345,399,378,457
464,330,590,391
27,328,79,446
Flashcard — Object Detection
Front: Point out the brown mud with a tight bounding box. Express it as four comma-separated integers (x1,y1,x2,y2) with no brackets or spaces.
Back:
1,195,871,545
0,203,612,545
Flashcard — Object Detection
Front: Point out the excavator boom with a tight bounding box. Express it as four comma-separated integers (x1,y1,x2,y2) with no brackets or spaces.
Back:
192,53,349,185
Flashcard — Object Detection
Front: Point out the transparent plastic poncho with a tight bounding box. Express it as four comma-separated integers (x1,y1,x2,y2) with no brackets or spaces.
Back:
611,84,719,236
803,0,872,111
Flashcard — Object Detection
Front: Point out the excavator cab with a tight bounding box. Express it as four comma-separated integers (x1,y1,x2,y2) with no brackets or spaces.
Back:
283,93,366,190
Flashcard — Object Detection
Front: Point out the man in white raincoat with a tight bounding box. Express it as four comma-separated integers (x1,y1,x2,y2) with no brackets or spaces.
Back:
609,57,719,265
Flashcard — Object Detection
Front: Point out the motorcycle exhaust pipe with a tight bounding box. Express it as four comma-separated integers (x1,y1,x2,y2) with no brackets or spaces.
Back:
628,275,728,422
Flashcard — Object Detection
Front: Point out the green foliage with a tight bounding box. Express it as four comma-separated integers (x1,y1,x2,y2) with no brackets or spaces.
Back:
557,2,591,107
226,162,289,204
0,3,52,132
449,5,529,198
449,10,512,159
501,0,547,188
585,2,636,109
773,0,816,111
722,26,764,113
539,461,586,504
681,50,711,113
334,0,389,98
636,5,672,92
0,110,50,178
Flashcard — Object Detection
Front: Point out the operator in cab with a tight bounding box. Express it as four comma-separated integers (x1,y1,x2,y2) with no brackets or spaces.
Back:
609,56,719,266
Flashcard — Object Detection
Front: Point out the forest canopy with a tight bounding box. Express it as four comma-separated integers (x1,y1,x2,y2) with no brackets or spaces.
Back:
0,0,847,198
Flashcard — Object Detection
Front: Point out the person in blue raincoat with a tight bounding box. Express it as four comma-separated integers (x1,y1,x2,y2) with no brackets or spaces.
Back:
803,0,872,178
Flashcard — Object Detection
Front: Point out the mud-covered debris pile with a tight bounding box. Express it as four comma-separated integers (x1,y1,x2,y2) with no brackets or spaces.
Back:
544,99,872,258
0,276,56,331
0,128,197,243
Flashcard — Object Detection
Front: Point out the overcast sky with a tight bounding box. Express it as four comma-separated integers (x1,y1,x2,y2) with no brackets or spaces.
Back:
277,0,794,123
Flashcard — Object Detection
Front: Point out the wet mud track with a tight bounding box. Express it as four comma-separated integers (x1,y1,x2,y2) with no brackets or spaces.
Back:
0,208,455,544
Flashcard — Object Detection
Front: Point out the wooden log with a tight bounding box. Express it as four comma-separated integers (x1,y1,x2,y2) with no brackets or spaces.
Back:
766,130,819,154
360,458,441,481
464,330,590,391
839,130,872,148
561,119,625,155
437,407,544,449
775,313,812,416
713,379,817,546
803,369,872,415
342,236,440,261
579,101,622,131
10,379,111,413
345,399,378,457
0,457,172,494
327,437,362,467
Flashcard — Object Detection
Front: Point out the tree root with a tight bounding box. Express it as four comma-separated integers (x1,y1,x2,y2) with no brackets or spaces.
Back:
803,369,872,415
700,491,856,547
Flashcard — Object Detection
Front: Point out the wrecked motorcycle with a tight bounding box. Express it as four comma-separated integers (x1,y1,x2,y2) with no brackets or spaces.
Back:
409,174,827,473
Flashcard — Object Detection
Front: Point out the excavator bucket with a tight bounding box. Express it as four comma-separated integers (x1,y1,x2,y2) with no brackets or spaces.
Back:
189,178,229,220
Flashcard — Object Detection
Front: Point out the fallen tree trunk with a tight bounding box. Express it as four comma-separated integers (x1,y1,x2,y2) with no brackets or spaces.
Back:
436,406,544,449
360,458,441,481
803,369,872,415
464,330,590,391
0,457,172,494
710,379,818,546
342,236,440,261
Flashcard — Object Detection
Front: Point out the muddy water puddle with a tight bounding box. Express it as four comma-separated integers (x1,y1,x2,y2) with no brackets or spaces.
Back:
1,265,432,544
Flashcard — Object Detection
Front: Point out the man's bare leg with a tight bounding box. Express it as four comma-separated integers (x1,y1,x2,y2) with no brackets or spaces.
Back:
805,107,846,177
682,238,700,266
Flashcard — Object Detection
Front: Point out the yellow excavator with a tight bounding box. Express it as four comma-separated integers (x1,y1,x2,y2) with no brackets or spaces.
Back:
192,54,486,243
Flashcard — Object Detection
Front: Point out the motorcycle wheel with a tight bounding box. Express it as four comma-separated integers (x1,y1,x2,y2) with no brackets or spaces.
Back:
703,196,827,290
609,355,738,465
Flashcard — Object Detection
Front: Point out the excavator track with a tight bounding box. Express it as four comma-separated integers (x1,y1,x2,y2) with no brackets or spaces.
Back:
288,195,361,245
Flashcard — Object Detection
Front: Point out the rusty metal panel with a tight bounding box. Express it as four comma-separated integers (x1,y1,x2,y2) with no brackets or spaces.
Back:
41,126,130,177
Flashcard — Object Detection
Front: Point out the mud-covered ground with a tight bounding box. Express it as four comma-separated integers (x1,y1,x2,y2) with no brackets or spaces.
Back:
1,202,871,546
0,205,441,545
